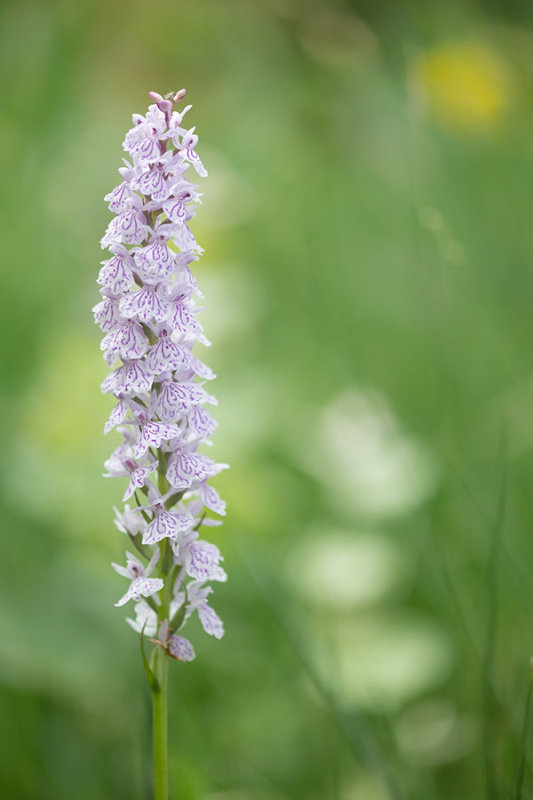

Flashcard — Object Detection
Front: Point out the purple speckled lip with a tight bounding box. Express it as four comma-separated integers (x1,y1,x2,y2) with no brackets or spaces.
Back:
97,90,227,661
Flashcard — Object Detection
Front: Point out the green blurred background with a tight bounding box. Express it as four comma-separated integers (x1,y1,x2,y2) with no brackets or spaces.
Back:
2,0,533,797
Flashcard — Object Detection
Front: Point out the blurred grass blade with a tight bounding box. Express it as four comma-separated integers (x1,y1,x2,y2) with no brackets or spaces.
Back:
482,436,507,800
514,665,533,800
237,540,407,800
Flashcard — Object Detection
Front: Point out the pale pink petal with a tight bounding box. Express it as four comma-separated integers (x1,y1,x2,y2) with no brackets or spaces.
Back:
201,483,226,516
188,406,217,438
101,209,149,247
93,298,122,333
97,254,134,293
186,540,222,582
153,381,207,421
134,240,175,278
132,166,170,202
104,400,129,434
142,509,192,545
133,420,180,459
107,362,153,396
180,146,208,178
191,357,216,381
198,603,224,638
104,181,135,213
119,287,169,325
115,576,164,607
146,337,192,374
123,461,158,501
163,198,187,224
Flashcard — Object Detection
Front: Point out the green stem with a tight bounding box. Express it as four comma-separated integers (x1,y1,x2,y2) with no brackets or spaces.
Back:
152,646,169,800
153,535,172,800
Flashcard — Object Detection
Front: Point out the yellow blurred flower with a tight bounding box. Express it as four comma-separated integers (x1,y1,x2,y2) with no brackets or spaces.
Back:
409,40,511,133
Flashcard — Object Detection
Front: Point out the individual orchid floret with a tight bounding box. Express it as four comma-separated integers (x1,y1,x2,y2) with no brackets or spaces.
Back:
143,502,195,546
114,504,147,537
123,460,159,502
112,549,163,607
104,449,159,502
172,534,226,583
175,581,225,639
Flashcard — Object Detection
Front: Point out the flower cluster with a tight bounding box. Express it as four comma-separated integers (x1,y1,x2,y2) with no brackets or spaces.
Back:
94,90,227,663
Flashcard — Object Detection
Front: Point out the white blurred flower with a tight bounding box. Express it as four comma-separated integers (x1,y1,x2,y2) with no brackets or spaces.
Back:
304,389,439,518
287,528,409,609
312,613,452,712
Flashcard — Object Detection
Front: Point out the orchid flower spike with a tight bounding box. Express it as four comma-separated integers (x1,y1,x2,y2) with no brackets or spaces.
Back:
95,89,227,667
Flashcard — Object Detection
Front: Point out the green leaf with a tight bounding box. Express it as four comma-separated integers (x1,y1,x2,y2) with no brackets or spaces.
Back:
169,595,187,633
128,531,151,560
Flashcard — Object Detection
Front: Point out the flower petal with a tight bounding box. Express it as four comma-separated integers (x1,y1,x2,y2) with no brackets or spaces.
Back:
168,635,195,661
198,603,224,638
119,287,169,325
115,576,163,607
186,540,223,582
